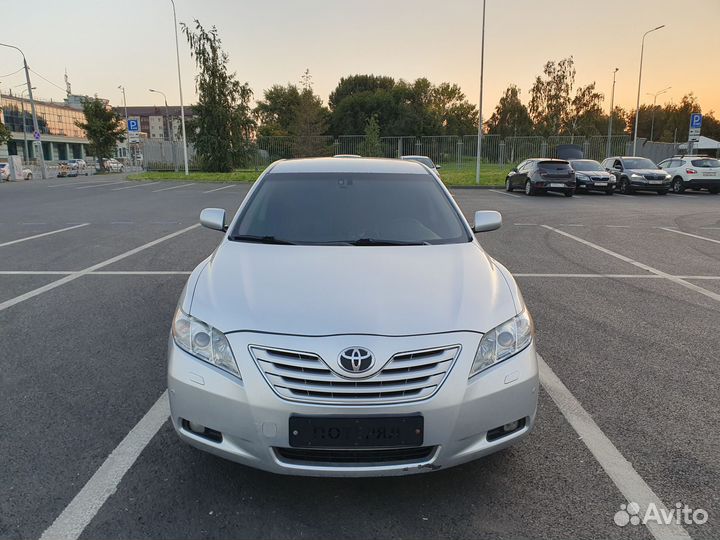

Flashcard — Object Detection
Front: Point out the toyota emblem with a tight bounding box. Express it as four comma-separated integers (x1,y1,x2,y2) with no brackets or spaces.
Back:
338,347,374,375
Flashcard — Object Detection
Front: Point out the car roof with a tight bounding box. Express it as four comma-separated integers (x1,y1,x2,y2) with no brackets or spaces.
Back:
269,157,428,175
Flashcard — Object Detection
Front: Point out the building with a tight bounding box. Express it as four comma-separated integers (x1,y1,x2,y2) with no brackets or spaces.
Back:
0,93,92,162
116,106,194,142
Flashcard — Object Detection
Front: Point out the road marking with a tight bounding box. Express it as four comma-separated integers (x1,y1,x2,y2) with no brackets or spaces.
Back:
538,354,691,540
152,183,195,193
0,271,192,275
47,181,109,188
38,391,170,540
0,223,89,248
513,223,538,226
0,224,200,313
110,221,134,225
21,222,47,226
203,185,236,194
557,224,584,227
606,225,631,228
112,182,160,191
76,181,129,190
514,273,661,278
543,225,720,303
489,189,521,198
699,227,720,230
660,227,720,245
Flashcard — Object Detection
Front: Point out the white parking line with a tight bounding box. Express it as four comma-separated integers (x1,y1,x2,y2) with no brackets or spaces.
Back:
543,225,720,303
660,227,720,245
203,184,236,194
152,183,195,193
606,225,631,228
0,223,89,248
489,189,521,198
538,354,691,540
112,182,161,191
513,223,538,226
699,227,720,230
38,391,170,540
76,181,129,190
0,271,192,275
47,181,109,188
0,224,200,313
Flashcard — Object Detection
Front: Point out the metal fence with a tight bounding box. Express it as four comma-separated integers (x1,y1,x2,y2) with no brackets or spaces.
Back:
140,134,634,171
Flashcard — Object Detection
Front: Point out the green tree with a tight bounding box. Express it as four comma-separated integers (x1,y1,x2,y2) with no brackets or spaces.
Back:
486,85,532,136
566,82,604,135
429,82,478,136
329,74,395,111
362,114,382,156
529,57,576,135
291,70,330,157
0,120,11,146
182,20,255,171
74,97,125,158
254,84,302,136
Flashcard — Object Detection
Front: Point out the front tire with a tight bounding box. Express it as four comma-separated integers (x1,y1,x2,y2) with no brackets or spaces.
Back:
619,178,633,194
525,180,534,196
564,190,574,197
505,178,513,192
671,177,685,193
605,188,613,195
709,187,720,194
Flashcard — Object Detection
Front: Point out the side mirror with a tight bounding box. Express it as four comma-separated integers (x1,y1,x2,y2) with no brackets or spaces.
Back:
435,164,442,170
511,168,517,173
473,210,502,233
200,208,227,232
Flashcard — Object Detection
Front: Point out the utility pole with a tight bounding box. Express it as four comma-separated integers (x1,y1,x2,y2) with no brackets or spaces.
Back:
606,68,618,158
118,85,130,166
149,88,177,171
646,86,670,142
170,0,189,175
20,86,36,162
632,25,665,156
0,42,47,178
474,0,487,185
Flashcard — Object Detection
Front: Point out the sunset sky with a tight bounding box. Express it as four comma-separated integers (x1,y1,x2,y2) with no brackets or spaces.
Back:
2,0,719,121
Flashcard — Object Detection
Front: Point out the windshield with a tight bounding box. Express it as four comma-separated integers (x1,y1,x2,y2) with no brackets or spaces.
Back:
570,160,603,172
691,158,720,168
623,158,657,169
230,172,470,245
403,156,435,168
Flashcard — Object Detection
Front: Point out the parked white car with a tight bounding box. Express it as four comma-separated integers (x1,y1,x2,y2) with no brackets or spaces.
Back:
658,155,720,194
96,158,124,173
168,157,538,476
0,162,33,181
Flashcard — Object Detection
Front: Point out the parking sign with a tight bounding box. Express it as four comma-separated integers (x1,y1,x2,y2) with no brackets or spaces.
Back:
127,118,140,132
690,113,702,129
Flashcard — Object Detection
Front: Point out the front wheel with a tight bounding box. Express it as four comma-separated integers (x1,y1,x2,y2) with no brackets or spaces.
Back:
564,190,574,197
525,180,534,196
26,173,32,181
671,177,685,193
709,187,720,194
619,178,633,194
605,188,613,195
505,178,513,192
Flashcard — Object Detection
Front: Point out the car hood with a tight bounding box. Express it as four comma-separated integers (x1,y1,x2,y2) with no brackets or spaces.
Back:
189,241,518,336
626,168,666,175
577,171,612,177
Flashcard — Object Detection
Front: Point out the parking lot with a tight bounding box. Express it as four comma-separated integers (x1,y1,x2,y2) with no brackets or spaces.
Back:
1,176,718,540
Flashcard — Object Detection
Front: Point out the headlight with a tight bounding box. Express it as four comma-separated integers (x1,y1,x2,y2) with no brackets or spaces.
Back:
172,307,241,377
630,173,645,180
575,173,588,181
470,307,534,377
664,173,671,180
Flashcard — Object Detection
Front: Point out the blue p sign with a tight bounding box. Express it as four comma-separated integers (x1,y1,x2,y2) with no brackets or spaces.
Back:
690,113,702,129
127,119,140,132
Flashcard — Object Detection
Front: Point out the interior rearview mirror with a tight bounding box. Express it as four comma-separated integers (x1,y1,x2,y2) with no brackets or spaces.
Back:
200,208,227,232
473,210,502,233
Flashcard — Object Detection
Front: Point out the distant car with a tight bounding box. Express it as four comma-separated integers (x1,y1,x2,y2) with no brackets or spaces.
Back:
333,154,362,158
568,159,615,195
67,159,89,177
57,161,70,178
96,158,124,173
658,155,720,194
0,163,9,181
506,159,576,197
401,155,441,172
601,156,671,195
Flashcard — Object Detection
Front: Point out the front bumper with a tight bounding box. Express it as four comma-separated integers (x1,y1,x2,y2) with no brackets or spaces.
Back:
168,331,539,477
629,178,670,191
577,178,615,190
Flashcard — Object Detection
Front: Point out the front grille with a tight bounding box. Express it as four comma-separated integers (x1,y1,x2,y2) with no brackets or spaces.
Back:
275,446,436,465
644,174,664,180
251,345,460,405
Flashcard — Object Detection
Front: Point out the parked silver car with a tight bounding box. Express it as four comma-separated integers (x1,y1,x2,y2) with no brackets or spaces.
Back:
168,157,538,476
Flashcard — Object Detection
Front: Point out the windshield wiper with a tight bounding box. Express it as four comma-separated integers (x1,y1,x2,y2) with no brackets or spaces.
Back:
228,234,296,245
350,238,429,246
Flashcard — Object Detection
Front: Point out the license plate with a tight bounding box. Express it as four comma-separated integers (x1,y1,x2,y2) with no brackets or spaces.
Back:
289,416,424,448
648,180,663,184
549,183,566,188
703,172,717,177
594,182,608,187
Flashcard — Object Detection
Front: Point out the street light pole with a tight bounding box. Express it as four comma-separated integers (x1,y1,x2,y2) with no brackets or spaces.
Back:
474,0,487,185
632,25,665,156
149,88,177,171
646,86,670,142
170,0,189,175
606,68,618,158
0,42,47,178
20,86,36,162
118,85,130,167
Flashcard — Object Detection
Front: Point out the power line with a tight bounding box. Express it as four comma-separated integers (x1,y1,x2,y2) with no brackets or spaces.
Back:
28,68,67,93
0,66,24,78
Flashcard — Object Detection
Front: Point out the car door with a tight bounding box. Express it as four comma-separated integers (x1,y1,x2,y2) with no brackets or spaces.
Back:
508,161,525,188
610,159,623,180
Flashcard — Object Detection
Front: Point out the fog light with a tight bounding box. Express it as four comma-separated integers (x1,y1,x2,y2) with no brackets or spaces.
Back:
181,418,223,443
487,418,526,442
503,420,520,432
188,421,205,433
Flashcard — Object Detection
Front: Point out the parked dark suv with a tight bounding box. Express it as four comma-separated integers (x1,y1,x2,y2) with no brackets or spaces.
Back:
601,156,671,195
506,159,576,197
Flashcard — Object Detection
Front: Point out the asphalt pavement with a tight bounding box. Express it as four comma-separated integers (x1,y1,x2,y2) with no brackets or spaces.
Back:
1,176,718,540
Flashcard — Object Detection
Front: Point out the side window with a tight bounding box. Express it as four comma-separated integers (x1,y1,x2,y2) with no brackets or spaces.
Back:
516,160,527,171
613,159,623,170
658,160,669,169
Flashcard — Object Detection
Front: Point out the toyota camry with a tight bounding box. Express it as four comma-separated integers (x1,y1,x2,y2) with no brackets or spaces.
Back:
168,157,538,476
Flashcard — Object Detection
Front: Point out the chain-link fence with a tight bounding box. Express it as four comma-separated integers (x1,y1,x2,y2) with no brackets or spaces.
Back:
139,134,634,171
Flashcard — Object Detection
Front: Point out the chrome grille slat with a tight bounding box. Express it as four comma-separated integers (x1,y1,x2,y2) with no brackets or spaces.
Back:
251,345,460,405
